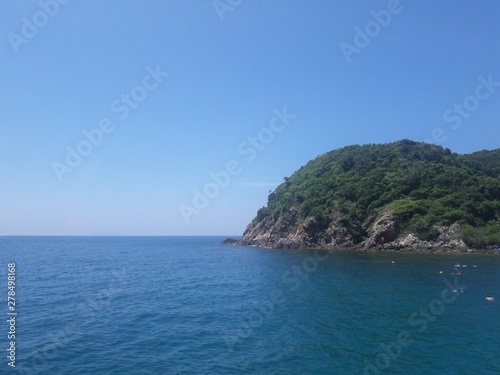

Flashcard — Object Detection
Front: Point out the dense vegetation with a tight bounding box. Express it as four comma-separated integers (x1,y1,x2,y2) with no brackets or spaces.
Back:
254,140,500,247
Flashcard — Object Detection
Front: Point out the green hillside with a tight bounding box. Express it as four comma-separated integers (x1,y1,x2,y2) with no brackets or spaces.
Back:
253,140,500,248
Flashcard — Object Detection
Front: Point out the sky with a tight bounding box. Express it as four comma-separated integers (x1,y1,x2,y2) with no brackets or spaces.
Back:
0,0,499,236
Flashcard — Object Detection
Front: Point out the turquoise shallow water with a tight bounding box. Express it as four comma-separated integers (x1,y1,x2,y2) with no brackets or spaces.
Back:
0,236,499,374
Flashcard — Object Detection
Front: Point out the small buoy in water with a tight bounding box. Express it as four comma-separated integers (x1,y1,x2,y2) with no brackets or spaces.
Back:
392,261,395,264
439,271,443,274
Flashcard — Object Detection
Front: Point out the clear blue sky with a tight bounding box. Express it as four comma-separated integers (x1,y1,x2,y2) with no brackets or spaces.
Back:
1,0,499,236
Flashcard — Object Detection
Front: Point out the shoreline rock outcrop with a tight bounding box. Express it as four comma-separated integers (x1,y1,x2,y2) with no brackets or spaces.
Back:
222,141,500,254
223,211,496,254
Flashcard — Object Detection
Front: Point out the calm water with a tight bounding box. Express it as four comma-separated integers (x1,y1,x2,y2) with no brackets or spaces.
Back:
0,236,499,374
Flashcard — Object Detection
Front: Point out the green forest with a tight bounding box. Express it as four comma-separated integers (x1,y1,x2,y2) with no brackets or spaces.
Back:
254,140,500,248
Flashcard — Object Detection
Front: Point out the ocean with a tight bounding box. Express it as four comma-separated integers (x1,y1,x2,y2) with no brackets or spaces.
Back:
1,236,498,374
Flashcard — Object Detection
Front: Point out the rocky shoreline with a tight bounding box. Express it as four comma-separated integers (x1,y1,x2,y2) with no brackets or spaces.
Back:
222,236,497,254
222,211,499,254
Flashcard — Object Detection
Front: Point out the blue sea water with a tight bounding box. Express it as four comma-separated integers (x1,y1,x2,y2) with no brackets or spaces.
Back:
0,236,499,374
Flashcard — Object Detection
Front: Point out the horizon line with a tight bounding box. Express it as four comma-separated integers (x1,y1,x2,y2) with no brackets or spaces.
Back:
0,234,241,237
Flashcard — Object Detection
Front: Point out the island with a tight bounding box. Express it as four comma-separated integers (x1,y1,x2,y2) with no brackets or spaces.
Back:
223,140,500,253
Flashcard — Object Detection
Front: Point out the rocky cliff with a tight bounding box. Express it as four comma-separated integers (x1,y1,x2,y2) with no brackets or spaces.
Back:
223,140,500,253
223,209,476,253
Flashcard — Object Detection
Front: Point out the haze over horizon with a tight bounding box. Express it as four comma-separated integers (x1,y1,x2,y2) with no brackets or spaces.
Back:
1,0,499,236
